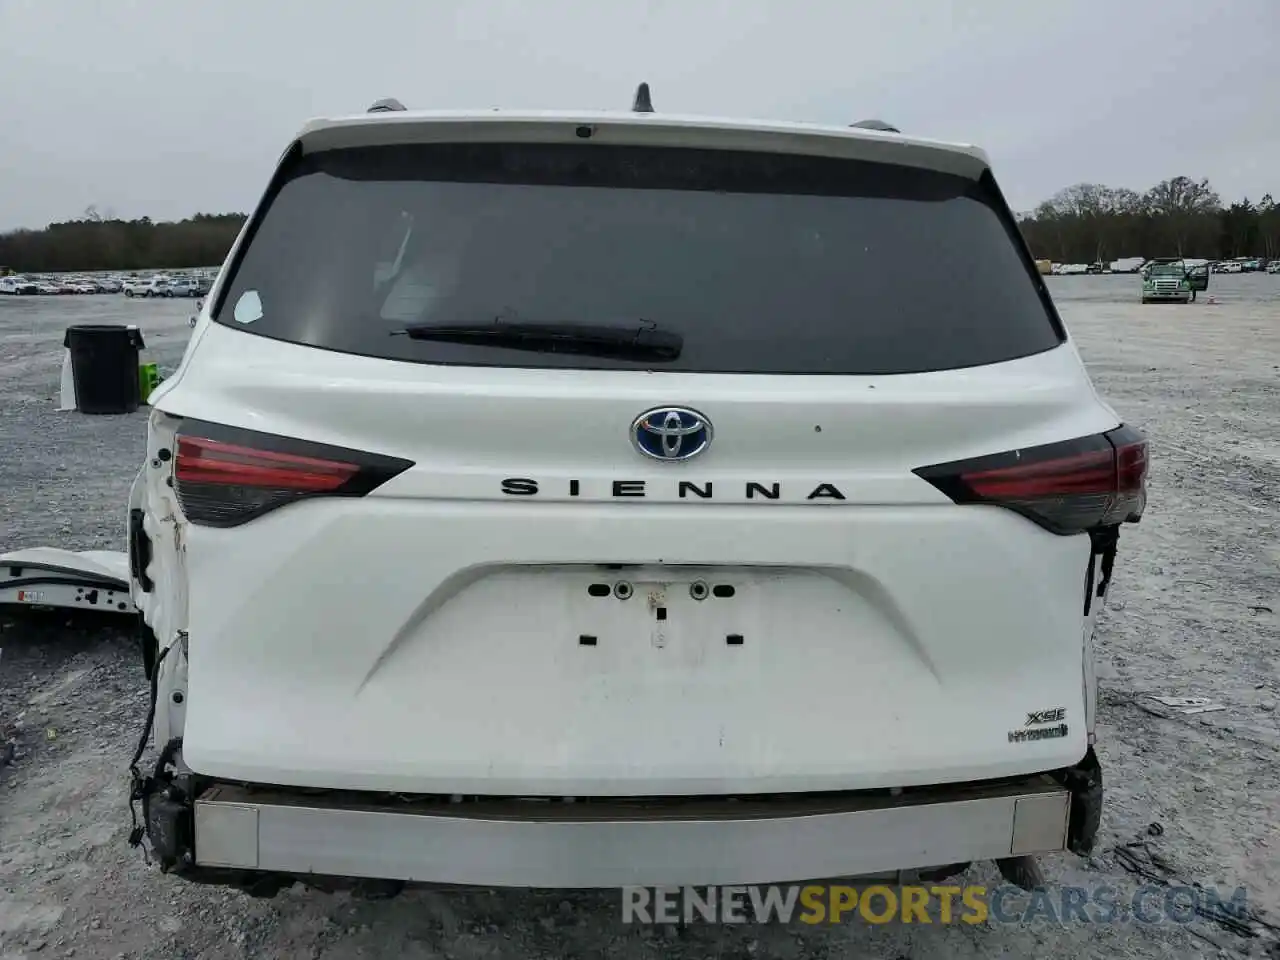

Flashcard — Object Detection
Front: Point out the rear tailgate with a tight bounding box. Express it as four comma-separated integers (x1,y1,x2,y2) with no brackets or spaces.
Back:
156,132,1121,795
162,333,1117,795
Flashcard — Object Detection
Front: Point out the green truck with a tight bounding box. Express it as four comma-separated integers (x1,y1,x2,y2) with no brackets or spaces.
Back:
1140,258,1203,303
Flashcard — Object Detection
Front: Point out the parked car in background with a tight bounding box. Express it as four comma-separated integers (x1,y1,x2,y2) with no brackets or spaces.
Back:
0,276,40,295
143,276,174,298
168,276,200,297
123,277,150,297
1110,257,1145,274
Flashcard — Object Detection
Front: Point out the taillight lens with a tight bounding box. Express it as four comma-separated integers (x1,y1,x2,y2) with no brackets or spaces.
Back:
914,426,1148,535
1108,425,1149,525
173,420,413,528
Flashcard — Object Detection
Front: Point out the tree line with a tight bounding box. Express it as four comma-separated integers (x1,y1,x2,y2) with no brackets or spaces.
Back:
3,175,1280,273
1017,176,1280,265
0,209,247,273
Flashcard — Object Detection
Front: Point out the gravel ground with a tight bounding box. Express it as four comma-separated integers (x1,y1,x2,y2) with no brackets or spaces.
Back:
1,278,1278,959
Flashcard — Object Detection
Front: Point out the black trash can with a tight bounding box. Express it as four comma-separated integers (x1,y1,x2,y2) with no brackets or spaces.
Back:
63,324,146,415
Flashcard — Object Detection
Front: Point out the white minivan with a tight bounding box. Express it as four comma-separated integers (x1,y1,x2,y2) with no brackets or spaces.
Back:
126,92,1146,896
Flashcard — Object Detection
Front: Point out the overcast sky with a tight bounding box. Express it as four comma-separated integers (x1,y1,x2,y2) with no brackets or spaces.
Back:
1,0,1277,229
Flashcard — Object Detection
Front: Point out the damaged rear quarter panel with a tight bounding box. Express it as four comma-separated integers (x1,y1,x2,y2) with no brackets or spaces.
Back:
129,409,190,742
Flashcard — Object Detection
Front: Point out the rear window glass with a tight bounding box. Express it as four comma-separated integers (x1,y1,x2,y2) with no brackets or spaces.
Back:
214,142,1062,374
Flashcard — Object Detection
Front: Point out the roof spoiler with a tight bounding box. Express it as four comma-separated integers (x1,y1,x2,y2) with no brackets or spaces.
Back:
361,93,896,132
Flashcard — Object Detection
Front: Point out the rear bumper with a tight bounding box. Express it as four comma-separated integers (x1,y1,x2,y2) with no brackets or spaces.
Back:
182,776,1077,889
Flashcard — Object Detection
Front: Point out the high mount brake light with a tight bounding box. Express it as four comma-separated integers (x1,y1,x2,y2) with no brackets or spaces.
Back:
914,426,1148,535
172,421,413,528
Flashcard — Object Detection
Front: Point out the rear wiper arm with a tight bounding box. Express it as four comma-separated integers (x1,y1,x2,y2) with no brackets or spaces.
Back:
392,319,682,361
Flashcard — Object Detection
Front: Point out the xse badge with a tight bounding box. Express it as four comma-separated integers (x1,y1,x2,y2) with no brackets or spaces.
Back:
1008,707,1069,744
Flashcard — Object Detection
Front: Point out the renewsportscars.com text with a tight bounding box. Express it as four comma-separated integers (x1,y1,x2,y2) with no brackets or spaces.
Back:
621,884,1249,926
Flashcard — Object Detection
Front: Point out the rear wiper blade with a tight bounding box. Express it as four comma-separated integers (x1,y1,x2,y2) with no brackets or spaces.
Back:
392,319,682,361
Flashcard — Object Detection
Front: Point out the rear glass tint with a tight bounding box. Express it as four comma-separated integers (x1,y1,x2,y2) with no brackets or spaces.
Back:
214,142,1063,374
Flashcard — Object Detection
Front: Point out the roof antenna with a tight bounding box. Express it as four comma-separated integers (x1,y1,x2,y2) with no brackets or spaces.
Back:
850,118,900,133
632,82,654,113
367,98,407,114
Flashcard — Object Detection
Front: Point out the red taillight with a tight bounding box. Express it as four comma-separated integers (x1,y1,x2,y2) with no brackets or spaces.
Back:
175,437,359,491
1109,430,1149,524
914,426,1148,535
961,448,1116,499
172,421,413,528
